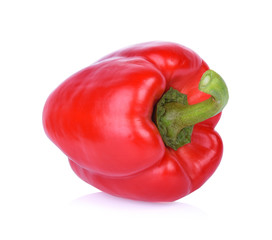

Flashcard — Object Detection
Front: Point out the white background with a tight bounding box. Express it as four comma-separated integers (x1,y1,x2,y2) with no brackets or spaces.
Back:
1,0,272,239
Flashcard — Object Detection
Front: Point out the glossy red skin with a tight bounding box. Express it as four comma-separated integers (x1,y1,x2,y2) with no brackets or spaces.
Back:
43,42,223,202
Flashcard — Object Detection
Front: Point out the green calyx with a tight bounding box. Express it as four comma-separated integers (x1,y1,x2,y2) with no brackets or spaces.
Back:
155,69,229,150
155,88,194,150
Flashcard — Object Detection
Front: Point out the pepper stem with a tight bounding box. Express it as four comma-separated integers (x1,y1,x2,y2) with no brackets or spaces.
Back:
155,69,229,150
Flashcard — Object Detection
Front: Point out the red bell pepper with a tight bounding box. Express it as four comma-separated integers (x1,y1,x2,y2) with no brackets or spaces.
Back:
43,42,228,202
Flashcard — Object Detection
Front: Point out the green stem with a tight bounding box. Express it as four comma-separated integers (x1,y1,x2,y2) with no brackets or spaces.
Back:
155,69,229,150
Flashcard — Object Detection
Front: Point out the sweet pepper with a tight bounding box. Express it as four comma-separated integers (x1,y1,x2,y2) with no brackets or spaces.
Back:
43,42,228,202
